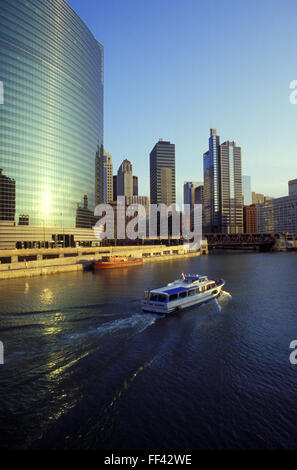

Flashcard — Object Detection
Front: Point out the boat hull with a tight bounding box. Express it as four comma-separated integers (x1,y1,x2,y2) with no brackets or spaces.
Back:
142,281,225,314
94,259,143,270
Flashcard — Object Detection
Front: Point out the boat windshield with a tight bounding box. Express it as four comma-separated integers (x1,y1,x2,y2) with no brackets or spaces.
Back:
150,293,167,302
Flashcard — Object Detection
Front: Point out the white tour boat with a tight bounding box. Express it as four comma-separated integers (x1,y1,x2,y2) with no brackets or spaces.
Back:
141,273,225,314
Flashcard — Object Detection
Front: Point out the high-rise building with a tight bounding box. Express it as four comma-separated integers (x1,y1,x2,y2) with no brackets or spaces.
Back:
0,169,15,222
0,0,103,227
203,129,243,233
184,182,203,207
98,151,113,204
117,159,133,197
133,176,139,196
242,175,252,205
203,129,221,233
150,140,176,205
220,140,243,233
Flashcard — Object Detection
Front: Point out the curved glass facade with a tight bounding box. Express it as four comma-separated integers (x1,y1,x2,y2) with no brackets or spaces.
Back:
0,0,103,227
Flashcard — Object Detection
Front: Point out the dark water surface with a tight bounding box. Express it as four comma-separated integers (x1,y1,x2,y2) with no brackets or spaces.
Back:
1,253,297,450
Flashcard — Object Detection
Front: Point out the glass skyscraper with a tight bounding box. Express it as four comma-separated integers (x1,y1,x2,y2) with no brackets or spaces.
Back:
203,129,243,233
0,0,103,228
203,129,221,232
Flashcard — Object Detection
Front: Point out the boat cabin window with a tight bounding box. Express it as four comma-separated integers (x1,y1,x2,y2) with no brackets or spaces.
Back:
150,293,159,302
150,293,167,302
188,289,196,296
179,291,187,298
169,293,178,301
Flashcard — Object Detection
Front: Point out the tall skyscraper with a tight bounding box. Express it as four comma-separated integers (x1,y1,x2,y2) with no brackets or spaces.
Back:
242,175,252,205
98,151,113,204
150,140,176,205
203,129,243,233
220,140,243,233
0,169,15,222
0,0,103,227
117,159,133,197
203,129,221,232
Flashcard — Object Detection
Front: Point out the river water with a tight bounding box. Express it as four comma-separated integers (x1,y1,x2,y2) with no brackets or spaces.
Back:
1,252,297,450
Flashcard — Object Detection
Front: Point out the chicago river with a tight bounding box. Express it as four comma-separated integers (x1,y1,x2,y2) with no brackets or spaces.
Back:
1,252,297,450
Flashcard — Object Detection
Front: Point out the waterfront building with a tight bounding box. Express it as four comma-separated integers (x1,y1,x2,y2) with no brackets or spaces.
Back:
117,159,133,197
98,151,113,204
0,0,103,229
0,169,15,222
150,140,176,205
203,129,243,233
219,140,243,233
243,204,257,233
242,175,252,205
76,195,99,229
257,181,297,233
203,129,221,233
133,176,139,196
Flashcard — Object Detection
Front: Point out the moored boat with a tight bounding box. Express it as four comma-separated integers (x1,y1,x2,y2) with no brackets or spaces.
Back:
93,255,143,270
141,273,225,314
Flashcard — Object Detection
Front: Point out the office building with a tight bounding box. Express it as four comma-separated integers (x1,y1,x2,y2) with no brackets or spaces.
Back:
150,140,176,205
203,129,243,233
0,169,15,222
184,182,203,207
203,129,221,232
117,159,133,197
98,151,113,204
257,181,297,233
0,0,103,228
220,140,243,233
243,204,257,233
242,175,252,205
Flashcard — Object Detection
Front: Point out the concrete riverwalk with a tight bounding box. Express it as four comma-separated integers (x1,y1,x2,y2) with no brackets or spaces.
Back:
0,244,206,280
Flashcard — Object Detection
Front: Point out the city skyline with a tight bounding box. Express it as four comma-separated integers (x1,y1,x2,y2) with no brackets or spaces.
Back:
68,0,297,205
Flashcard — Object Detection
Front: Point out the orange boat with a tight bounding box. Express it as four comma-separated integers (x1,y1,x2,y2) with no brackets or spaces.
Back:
93,255,143,270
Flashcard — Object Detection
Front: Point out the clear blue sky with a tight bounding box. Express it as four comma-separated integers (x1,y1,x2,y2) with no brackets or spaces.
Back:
68,0,297,204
